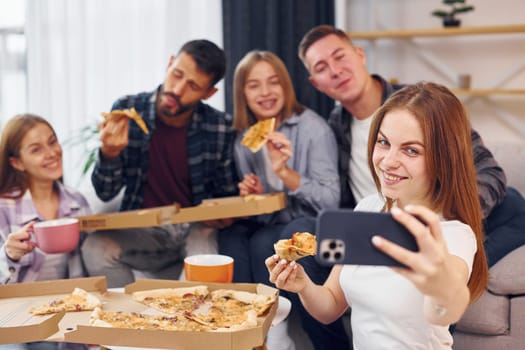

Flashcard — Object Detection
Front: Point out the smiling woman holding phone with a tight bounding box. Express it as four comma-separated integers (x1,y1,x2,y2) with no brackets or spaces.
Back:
0,114,91,349
266,82,488,350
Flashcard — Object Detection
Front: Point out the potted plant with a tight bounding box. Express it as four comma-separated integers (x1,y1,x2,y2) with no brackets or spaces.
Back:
432,0,475,27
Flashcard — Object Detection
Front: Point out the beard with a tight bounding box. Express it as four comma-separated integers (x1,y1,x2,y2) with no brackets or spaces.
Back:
157,89,197,119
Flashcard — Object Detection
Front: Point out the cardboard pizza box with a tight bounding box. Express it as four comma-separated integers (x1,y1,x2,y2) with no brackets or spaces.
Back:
77,204,179,231
0,276,107,344
64,279,279,350
1,277,278,350
171,192,286,224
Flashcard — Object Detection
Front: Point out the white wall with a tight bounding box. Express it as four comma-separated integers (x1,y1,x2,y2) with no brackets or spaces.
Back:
337,0,525,149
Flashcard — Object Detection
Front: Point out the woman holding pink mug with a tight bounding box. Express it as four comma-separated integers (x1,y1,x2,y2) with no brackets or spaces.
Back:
0,114,91,350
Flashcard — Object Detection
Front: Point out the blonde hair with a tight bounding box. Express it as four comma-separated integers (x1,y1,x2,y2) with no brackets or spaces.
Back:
367,82,488,301
233,50,304,131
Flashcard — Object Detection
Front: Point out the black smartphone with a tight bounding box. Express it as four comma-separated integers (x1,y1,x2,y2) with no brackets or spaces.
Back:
315,209,419,267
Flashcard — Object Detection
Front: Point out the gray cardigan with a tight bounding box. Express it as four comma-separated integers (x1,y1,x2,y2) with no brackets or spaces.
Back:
234,107,340,224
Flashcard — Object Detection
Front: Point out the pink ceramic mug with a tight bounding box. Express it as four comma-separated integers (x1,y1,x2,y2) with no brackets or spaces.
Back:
32,218,80,254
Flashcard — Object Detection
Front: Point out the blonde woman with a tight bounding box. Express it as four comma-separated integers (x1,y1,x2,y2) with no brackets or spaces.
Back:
219,50,349,350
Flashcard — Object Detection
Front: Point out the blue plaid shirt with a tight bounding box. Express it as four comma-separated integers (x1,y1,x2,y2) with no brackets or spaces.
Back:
92,85,238,211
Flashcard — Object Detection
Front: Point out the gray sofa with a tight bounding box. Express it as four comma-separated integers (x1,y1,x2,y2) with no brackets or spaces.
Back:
454,141,525,350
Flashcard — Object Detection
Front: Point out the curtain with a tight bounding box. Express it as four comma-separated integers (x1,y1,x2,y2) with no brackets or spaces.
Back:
25,0,223,186
222,0,335,118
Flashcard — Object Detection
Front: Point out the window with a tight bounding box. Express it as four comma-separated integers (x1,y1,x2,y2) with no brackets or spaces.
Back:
0,0,26,125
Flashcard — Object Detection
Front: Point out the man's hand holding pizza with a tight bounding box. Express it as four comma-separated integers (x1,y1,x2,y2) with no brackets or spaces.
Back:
99,108,150,159
99,113,130,159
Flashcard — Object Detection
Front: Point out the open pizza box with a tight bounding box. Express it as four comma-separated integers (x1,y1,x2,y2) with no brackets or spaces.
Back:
0,277,279,350
171,192,286,224
77,204,179,231
0,276,108,344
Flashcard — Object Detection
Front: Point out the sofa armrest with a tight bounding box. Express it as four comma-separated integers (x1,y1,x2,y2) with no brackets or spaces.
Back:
488,245,525,295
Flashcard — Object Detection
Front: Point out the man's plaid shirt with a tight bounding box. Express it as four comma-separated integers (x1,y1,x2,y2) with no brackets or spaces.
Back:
91,85,238,210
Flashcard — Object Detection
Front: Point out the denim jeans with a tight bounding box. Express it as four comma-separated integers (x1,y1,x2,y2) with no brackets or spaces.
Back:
484,187,525,267
218,219,285,283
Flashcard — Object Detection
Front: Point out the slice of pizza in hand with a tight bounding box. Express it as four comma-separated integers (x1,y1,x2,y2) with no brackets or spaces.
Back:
30,287,102,315
101,107,149,135
241,117,276,153
274,232,317,261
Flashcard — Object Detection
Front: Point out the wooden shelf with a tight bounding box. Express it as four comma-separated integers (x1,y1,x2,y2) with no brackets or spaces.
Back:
349,24,525,39
451,89,525,96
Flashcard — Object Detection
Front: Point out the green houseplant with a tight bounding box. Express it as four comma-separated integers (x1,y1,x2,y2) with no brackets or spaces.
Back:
432,0,475,27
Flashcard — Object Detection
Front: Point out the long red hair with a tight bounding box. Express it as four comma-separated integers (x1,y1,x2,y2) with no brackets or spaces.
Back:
367,82,488,301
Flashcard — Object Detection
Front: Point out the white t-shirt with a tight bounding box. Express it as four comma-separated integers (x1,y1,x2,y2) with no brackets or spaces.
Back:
349,117,376,203
340,194,477,350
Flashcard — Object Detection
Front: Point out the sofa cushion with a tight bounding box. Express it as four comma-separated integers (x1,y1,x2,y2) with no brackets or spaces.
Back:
489,245,525,295
486,140,525,195
456,289,509,335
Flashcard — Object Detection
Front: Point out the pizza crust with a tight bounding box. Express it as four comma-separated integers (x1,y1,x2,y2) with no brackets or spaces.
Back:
241,118,276,152
131,286,209,302
29,287,102,315
274,232,317,261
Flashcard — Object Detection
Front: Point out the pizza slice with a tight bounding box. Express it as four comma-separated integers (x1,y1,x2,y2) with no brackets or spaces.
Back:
29,287,102,315
89,307,210,332
210,289,276,317
187,305,258,331
241,117,276,152
274,231,317,261
131,285,209,315
186,288,274,331
101,107,150,134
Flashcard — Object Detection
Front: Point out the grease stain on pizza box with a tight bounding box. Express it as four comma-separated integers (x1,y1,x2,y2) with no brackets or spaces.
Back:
66,279,279,350
78,204,179,231
0,277,107,344
171,192,286,224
